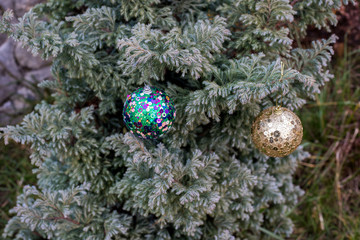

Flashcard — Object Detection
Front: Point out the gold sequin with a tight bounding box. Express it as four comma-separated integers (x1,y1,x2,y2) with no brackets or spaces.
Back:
251,106,303,157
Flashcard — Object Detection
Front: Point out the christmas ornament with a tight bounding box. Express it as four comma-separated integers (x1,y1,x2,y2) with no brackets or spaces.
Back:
251,62,303,157
123,86,176,139
251,106,303,157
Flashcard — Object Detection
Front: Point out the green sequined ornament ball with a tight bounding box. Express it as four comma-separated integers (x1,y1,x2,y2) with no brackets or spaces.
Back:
123,86,176,139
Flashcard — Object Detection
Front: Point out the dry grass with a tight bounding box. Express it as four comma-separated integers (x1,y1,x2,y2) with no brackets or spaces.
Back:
0,141,35,236
290,45,360,239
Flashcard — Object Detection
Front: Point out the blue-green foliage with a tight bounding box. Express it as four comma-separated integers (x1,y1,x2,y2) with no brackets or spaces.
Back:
0,0,350,239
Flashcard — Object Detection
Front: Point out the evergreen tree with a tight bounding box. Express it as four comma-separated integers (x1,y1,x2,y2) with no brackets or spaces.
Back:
0,0,351,239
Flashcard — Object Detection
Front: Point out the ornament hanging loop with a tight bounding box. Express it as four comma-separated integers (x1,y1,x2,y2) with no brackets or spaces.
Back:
275,61,285,114
144,84,152,94
280,61,284,81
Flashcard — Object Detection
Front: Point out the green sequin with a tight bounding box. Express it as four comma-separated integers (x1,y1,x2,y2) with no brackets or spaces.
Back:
123,86,176,139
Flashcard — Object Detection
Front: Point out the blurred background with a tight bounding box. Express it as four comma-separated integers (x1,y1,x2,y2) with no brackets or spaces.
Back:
0,1,359,239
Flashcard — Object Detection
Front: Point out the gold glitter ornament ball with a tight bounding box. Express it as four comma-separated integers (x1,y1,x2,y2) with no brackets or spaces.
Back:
251,106,303,157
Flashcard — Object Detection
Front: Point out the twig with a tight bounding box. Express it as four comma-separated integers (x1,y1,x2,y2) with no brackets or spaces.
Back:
299,161,316,168
45,216,80,225
290,0,299,6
